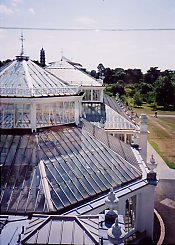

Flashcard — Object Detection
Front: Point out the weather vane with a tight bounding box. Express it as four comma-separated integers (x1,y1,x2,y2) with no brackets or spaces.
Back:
20,32,25,56
60,48,64,62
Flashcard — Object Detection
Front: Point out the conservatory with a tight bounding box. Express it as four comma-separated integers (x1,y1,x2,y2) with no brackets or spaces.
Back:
45,56,139,144
45,56,104,103
0,45,157,244
0,55,83,132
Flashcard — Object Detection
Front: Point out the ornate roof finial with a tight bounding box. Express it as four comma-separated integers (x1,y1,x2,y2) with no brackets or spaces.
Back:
107,216,126,244
105,187,119,211
105,188,119,223
16,33,29,61
20,32,25,56
147,154,158,182
60,48,63,62
148,154,157,173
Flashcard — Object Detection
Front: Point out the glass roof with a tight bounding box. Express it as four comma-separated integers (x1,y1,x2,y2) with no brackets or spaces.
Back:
0,122,141,214
82,100,136,130
82,119,140,170
0,57,79,97
104,94,137,124
45,57,102,87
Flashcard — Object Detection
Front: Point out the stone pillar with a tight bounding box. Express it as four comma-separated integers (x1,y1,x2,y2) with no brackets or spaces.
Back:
139,114,148,163
135,193,145,233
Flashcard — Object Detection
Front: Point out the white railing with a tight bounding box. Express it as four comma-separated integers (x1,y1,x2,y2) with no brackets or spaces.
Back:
0,86,80,96
0,87,31,96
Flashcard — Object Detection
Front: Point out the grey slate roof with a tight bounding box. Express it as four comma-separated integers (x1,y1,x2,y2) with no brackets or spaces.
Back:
21,215,99,244
0,122,141,214
0,215,29,245
0,214,99,245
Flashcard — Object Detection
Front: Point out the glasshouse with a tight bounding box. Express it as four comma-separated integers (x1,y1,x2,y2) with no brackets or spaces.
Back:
0,45,158,244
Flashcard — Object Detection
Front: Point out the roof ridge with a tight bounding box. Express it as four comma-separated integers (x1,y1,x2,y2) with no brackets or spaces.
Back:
75,216,99,243
22,216,51,243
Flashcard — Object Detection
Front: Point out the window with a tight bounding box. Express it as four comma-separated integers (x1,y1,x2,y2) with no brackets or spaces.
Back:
93,90,100,101
125,195,137,232
126,134,132,144
36,101,76,127
83,90,91,101
0,103,31,128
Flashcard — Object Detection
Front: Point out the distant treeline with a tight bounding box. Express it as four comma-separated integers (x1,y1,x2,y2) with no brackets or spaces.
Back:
0,59,13,68
90,64,175,109
1,59,175,109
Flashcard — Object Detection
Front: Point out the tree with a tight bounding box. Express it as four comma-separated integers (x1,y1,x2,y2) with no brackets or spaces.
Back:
90,70,97,78
103,68,114,84
124,69,143,84
155,76,175,108
147,91,156,104
136,83,154,102
0,59,12,68
133,91,143,106
32,60,42,66
144,67,160,84
105,82,124,97
124,84,136,97
97,63,105,78
113,68,126,81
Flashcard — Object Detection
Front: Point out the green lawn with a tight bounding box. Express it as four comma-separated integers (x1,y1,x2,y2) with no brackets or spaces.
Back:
133,105,175,169
133,103,175,117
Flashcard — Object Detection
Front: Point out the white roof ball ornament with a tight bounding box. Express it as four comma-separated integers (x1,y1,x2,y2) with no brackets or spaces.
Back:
105,187,119,212
107,215,126,244
148,154,157,173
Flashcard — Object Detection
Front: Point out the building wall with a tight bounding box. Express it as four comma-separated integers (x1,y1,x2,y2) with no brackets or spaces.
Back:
85,183,156,239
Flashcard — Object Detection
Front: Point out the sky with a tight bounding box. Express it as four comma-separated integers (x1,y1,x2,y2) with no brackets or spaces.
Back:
0,0,175,72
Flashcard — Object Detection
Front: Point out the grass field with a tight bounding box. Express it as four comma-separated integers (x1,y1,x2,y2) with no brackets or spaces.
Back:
148,117,175,169
133,104,175,116
133,105,175,169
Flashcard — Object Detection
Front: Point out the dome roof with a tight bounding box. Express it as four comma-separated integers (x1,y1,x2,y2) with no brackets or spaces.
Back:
0,56,79,97
45,56,103,87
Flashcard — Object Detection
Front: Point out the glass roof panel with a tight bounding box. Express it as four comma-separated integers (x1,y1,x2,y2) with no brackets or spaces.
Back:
50,189,64,210
0,122,141,214
45,58,102,87
83,102,135,130
0,59,79,97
